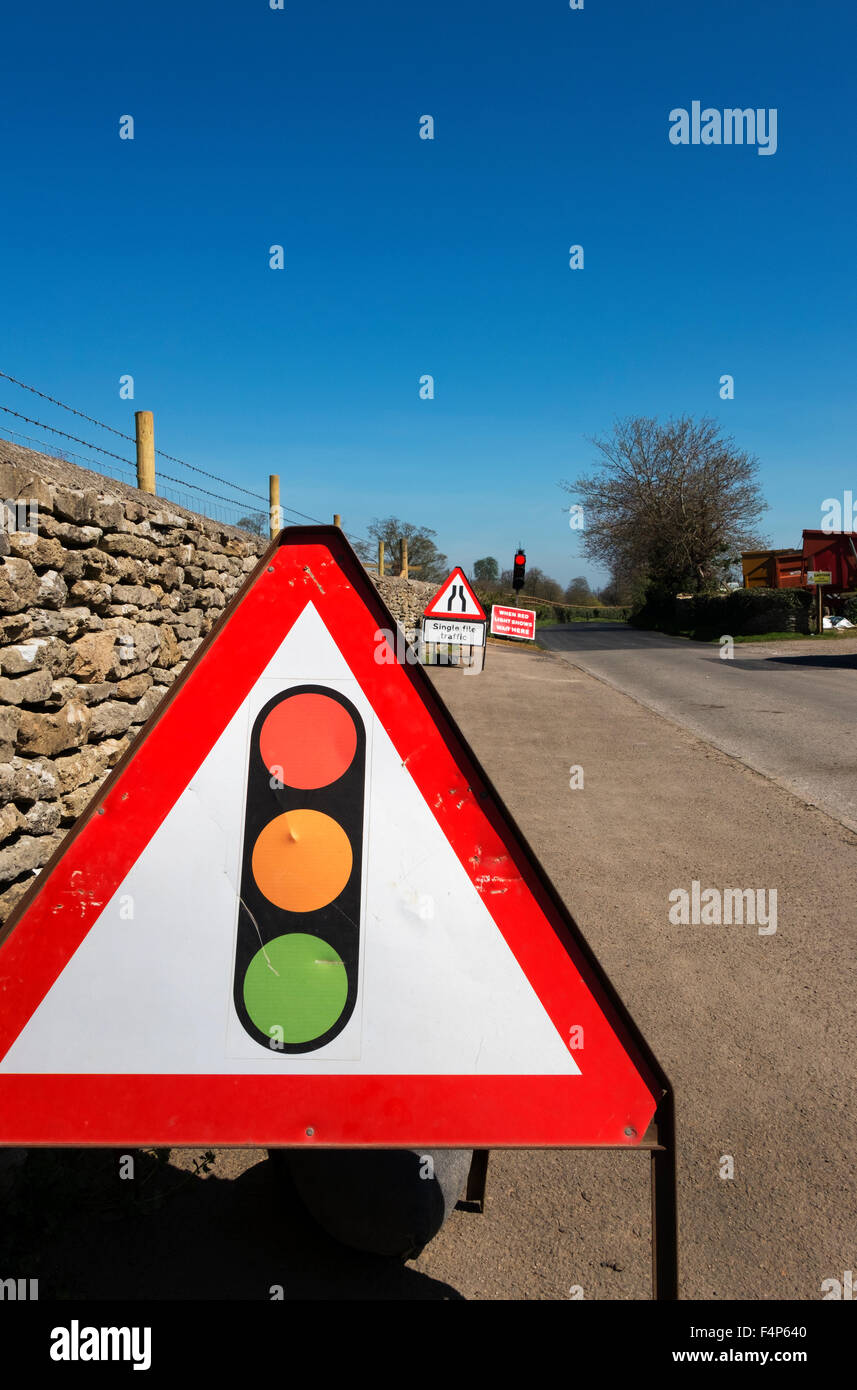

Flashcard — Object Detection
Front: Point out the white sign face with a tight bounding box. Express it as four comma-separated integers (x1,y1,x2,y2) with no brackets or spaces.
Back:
807,571,831,584
423,618,486,647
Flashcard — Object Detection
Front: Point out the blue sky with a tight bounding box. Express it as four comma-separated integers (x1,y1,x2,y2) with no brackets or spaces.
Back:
1,1,855,588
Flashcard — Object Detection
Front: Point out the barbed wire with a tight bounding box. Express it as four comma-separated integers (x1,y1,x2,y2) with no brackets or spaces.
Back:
0,423,134,476
152,467,269,513
0,368,267,504
279,503,325,525
153,445,267,502
0,404,138,469
0,406,271,518
0,372,360,538
0,369,135,442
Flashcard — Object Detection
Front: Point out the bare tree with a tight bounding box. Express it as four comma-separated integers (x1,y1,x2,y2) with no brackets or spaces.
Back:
236,511,267,536
562,416,768,594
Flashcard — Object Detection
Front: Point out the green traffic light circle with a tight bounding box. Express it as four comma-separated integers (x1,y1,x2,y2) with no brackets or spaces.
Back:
243,933,348,1046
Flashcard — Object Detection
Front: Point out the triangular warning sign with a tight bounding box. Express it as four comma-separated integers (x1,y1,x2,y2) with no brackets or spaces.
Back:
0,529,665,1148
423,566,487,620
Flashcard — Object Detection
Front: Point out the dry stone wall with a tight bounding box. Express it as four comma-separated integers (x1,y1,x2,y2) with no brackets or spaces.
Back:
0,442,435,926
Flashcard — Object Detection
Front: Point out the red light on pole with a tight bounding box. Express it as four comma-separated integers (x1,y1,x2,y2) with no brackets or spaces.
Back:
512,549,526,592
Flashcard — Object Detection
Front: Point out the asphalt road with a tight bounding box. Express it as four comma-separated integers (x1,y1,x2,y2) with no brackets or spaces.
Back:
539,623,857,833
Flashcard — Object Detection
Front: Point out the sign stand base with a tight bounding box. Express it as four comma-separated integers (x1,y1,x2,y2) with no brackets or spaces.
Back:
461,1089,677,1300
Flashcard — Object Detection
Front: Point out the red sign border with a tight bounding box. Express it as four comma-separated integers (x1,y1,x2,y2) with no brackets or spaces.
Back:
423,566,487,621
0,528,669,1150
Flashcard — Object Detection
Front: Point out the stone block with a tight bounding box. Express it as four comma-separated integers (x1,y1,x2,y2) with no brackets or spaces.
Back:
0,557,39,613
0,803,23,842
0,756,60,804
69,579,112,609
7,533,66,569
37,569,68,610
157,625,181,667
111,584,157,607
37,515,102,547
130,685,168,724
0,831,64,885
30,608,101,639
53,487,95,524
0,667,54,704
115,673,151,699
16,701,91,756
22,800,62,835
69,631,119,681
88,700,135,740
91,498,124,529
101,534,156,560
0,706,22,761
0,638,50,675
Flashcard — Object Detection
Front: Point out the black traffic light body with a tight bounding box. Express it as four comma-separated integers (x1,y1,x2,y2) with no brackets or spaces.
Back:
233,684,365,1055
512,548,526,592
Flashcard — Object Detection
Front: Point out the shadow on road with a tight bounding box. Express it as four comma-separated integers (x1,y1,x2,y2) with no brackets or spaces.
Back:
764,652,857,671
1,1149,465,1300
540,623,691,650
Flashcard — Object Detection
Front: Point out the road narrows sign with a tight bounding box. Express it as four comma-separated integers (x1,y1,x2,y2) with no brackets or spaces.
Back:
0,529,666,1150
423,566,487,621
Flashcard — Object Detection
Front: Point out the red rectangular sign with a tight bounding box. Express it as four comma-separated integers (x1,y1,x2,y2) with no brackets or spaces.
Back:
490,604,537,640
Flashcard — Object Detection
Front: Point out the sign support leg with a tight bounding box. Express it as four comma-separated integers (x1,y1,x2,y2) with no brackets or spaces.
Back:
465,1148,490,1211
649,1089,678,1300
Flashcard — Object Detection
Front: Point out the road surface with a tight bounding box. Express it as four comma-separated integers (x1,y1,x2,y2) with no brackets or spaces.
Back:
540,623,857,832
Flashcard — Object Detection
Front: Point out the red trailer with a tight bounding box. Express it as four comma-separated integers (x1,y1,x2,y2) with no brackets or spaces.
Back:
802,530,857,590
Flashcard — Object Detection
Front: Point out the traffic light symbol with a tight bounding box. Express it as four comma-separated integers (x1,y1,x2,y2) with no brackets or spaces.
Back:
513,548,526,591
233,685,365,1053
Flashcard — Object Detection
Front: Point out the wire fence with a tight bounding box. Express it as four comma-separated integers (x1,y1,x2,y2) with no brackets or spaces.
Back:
0,370,327,536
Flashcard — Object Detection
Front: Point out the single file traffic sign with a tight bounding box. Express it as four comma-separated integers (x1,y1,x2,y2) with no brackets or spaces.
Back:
422,617,486,646
423,566,487,620
0,528,668,1161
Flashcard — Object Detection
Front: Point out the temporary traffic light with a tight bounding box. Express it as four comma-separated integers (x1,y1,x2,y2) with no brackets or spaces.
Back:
234,684,365,1053
512,547,526,591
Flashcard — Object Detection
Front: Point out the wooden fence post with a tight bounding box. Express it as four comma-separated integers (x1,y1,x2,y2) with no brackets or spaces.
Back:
401,537,408,579
333,513,341,527
378,540,385,577
269,474,281,538
135,411,156,495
